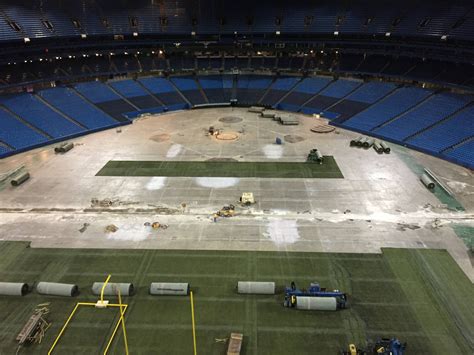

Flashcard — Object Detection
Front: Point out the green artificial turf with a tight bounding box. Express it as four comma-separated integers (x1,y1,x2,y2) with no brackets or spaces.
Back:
393,145,464,211
95,159,344,178
452,225,474,251
0,242,472,354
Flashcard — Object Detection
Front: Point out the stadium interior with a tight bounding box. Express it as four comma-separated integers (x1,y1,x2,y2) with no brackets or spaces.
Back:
0,0,472,354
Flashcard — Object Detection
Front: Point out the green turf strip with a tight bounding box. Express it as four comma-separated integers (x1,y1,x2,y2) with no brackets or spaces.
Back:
95,158,344,178
0,243,472,354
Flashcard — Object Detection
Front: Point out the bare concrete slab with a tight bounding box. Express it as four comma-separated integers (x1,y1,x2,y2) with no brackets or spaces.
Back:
0,107,472,281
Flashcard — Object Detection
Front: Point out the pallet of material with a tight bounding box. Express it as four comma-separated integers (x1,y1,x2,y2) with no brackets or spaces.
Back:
248,106,265,113
260,110,277,118
227,333,243,355
279,115,299,125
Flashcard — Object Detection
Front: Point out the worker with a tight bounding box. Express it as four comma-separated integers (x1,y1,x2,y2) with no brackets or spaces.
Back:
213,214,218,222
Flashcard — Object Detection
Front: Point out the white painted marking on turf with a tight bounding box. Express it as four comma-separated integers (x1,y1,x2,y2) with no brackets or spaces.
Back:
166,144,182,158
262,144,283,159
265,219,300,245
195,177,239,188
146,177,167,190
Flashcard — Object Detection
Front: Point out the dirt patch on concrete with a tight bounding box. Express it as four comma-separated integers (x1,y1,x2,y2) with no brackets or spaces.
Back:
150,133,171,142
396,223,421,231
284,135,305,143
219,116,243,123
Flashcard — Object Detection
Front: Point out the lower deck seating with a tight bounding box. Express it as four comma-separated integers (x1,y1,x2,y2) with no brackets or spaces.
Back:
444,139,474,169
0,107,48,150
1,74,473,169
198,76,226,103
108,80,163,110
0,144,11,155
170,77,206,106
39,87,119,129
278,77,333,108
73,82,135,122
343,87,432,131
407,106,474,153
138,77,189,109
375,94,471,140
236,75,273,106
0,93,84,138
260,77,300,106
327,100,370,122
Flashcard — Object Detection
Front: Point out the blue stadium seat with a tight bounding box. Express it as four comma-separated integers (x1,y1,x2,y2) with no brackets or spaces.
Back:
198,76,226,103
301,79,362,115
319,79,362,98
343,87,432,131
0,2,472,47
74,81,136,121
345,82,397,104
0,106,48,150
0,144,11,156
138,77,188,110
170,77,206,106
375,94,471,140
277,76,333,110
108,80,163,110
407,105,474,153
444,139,474,169
39,87,119,130
74,81,121,103
0,93,84,138
260,77,300,106
237,75,273,106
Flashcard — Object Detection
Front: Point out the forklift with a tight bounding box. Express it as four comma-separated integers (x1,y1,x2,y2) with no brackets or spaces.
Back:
342,338,406,355
216,204,235,217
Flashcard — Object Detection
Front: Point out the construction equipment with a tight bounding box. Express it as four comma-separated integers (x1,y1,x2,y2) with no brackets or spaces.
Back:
54,142,74,153
17,304,51,346
144,222,168,230
306,149,324,164
217,204,235,217
283,282,347,309
342,338,406,355
342,344,360,355
373,338,406,355
208,126,220,136
239,192,255,206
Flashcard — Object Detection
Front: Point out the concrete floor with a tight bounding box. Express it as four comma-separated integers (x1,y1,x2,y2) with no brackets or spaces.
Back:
0,107,473,281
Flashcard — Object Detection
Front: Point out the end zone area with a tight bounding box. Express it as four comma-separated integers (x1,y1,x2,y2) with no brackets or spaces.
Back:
0,242,472,354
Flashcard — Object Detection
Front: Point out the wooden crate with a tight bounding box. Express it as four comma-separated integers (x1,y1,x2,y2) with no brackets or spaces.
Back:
227,332,243,355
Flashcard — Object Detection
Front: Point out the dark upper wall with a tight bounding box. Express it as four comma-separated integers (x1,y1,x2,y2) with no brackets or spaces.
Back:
0,0,473,43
